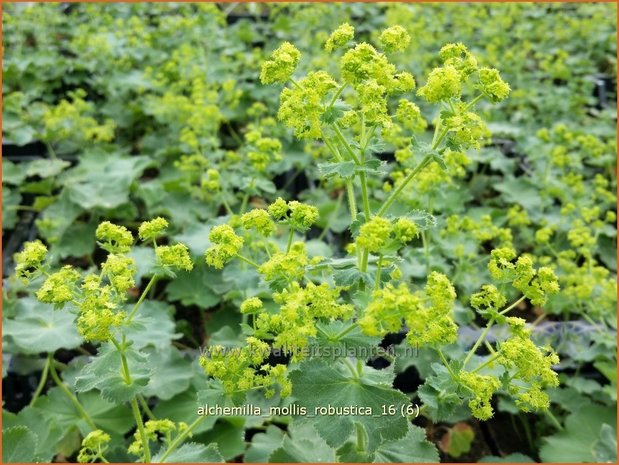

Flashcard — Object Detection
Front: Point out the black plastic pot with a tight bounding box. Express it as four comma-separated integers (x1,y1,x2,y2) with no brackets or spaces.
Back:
2,141,47,161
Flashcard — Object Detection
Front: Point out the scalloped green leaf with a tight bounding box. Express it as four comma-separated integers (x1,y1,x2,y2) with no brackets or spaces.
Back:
153,442,223,463
2,426,38,463
4,298,82,354
372,423,439,463
245,425,285,463
269,422,336,463
74,343,151,404
289,359,409,451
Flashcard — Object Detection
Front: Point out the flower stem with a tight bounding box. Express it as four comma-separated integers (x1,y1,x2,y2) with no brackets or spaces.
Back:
333,323,358,341
49,359,97,431
471,352,501,373
236,254,260,268
376,154,432,216
131,398,151,463
159,416,208,462
498,295,526,315
286,228,295,254
463,318,495,368
333,124,361,165
138,395,157,421
29,353,52,406
127,275,158,324
437,348,457,379
374,256,383,291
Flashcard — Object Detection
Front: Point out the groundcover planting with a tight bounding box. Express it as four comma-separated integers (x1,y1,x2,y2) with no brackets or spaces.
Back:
1,2,617,463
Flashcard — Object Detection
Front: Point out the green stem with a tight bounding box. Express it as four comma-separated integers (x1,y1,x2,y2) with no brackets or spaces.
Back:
138,395,157,421
437,349,457,379
127,276,158,324
464,94,484,111
359,172,371,219
333,124,361,165
377,154,432,216
498,295,526,315
286,228,295,254
239,179,255,214
374,256,383,291
328,83,347,108
29,353,52,406
289,78,303,90
346,181,358,222
131,398,151,463
355,423,368,452
421,230,430,271
471,353,501,373
221,197,234,216
545,409,564,431
463,318,495,368
236,254,260,268
159,416,208,462
49,359,97,430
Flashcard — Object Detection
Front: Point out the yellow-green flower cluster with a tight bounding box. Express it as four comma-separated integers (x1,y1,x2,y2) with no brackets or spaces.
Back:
128,419,183,457
205,225,244,269
395,99,427,132
459,371,501,420
201,169,220,192
444,108,490,149
101,254,136,293
77,430,111,463
356,216,392,252
96,221,133,253
138,217,168,242
258,242,308,287
241,209,276,236
36,265,81,305
265,197,319,232
278,71,337,139
393,218,419,243
240,296,263,314
156,243,194,272
325,23,354,52
379,25,411,53
470,284,506,314
77,282,125,343
417,65,461,102
478,68,511,103
359,272,457,346
488,248,560,306
438,43,478,80
200,337,291,398
255,281,353,360
260,42,301,85
14,240,48,280
245,128,283,172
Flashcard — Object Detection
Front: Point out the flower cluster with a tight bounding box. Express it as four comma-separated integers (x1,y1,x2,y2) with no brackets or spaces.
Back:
128,419,189,457
254,282,353,360
458,371,500,420
356,216,419,253
241,209,276,237
77,430,111,463
359,272,457,347
96,221,133,253
14,239,48,280
199,337,291,398
488,247,560,306
267,197,319,232
260,42,301,85
156,243,194,272
259,242,309,290
379,25,411,53
325,22,354,52
138,216,168,241
205,225,244,269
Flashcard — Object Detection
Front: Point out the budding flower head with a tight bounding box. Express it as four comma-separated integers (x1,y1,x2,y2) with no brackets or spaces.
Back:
396,99,427,132
470,284,507,314
205,225,244,269
14,240,48,280
241,209,276,236
260,42,301,85
156,243,194,272
379,25,411,53
439,43,478,79
101,254,136,294
459,371,500,420
417,65,461,102
288,201,319,231
357,216,392,252
96,221,133,253
36,265,81,305
268,197,289,220
478,68,510,103
325,23,354,52
240,296,263,314
393,218,419,243
77,430,111,463
138,217,168,242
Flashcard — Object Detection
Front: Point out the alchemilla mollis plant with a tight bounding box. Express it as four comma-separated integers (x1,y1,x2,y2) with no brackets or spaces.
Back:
4,6,615,463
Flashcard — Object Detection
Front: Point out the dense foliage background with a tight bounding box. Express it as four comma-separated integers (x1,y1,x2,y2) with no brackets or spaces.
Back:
2,2,617,463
